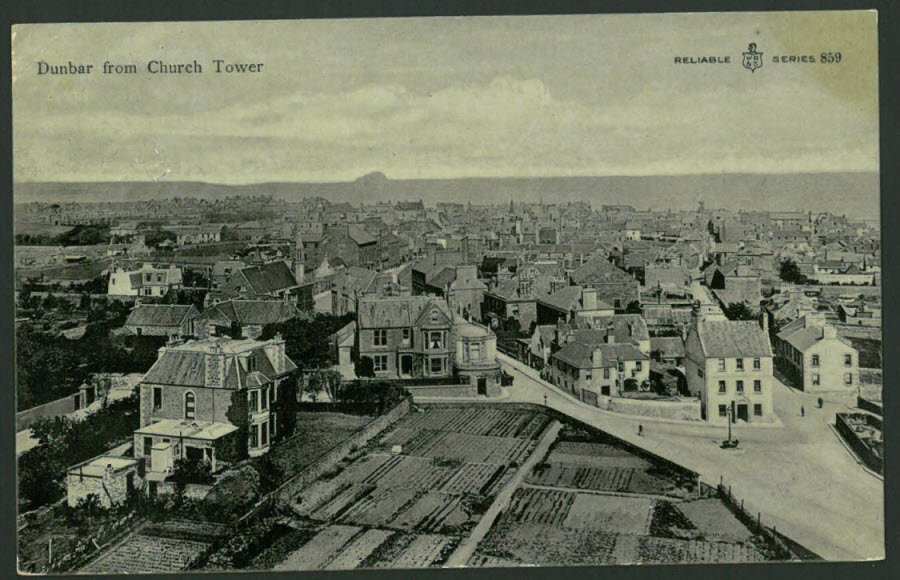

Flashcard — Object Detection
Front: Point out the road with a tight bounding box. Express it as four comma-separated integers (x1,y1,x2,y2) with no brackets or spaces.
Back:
496,353,884,562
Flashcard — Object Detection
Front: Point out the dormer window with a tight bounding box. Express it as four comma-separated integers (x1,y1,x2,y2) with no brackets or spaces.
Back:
247,355,257,373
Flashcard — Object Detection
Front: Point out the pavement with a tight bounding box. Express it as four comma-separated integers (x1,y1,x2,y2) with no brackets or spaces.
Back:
496,353,885,562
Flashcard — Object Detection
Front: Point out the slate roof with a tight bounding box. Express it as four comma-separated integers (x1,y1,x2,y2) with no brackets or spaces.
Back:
333,266,379,294
142,338,297,388
212,260,247,278
553,341,648,369
696,320,772,358
570,256,636,287
574,314,650,342
538,285,584,312
651,337,686,359
201,299,306,326
240,261,298,295
125,304,198,328
348,225,377,246
357,296,452,329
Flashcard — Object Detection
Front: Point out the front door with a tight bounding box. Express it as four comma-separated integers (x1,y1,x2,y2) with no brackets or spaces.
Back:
737,404,749,422
400,355,413,377
477,377,487,396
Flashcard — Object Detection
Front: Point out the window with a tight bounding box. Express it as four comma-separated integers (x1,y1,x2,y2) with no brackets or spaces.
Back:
736,358,744,371
753,358,761,370
736,380,744,393
754,380,762,393
718,359,726,372
270,413,277,437
614,299,621,308
247,355,257,372
718,404,727,417
618,362,624,373
718,381,726,393
470,342,482,361
261,421,269,446
250,389,259,412
153,387,163,410
812,374,820,386
811,354,819,367
430,357,444,375
374,329,387,346
184,392,195,420
429,331,444,350
402,328,411,344
250,424,259,448
603,368,610,379
430,310,439,324
844,354,853,367
844,373,853,385
261,387,269,411
144,436,153,456
754,404,763,416
698,367,704,378
373,354,388,372
585,372,592,381
635,361,642,371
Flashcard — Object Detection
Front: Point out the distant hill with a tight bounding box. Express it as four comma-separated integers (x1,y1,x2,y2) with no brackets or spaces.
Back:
14,172,880,220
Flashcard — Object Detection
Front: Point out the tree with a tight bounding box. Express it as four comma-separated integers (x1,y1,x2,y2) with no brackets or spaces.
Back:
625,301,642,314
355,356,375,379
779,259,807,284
723,302,757,321
170,457,214,489
319,369,343,403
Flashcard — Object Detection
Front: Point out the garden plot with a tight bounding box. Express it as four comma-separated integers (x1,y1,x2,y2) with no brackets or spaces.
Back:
439,462,507,496
677,498,755,543
527,464,636,492
504,488,575,527
360,454,458,490
311,484,376,522
562,494,654,535
474,520,619,566
389,491,470,533
389,533,458,568
324,529,395,570
636,536,767,563
274,525,362,571
337,487,423,528
396,408,546,439
81,534,211,574
407,431,534,464
549,441,654,469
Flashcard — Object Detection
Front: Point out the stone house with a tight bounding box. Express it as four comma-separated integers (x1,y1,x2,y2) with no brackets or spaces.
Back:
197,299,308,340
124,304,200,338
569,255,640,311
774,315,859,394
108,263,183,298
548,340,649,405
684,317,774,423
134,336,297,481
356,296,455,379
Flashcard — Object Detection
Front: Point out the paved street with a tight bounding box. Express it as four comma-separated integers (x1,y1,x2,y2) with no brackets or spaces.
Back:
497,353,884,562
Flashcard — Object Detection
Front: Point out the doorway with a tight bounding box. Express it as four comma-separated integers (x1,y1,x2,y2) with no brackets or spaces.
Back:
477,377,487,396
737,403,749,422
400,355,413,377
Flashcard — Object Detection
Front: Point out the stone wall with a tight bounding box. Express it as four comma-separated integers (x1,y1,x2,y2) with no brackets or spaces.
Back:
603,395,703,421
835,412,883,475
17,393,82,432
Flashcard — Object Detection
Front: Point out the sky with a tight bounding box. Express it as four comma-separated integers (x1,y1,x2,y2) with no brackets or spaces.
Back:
12,12,879,184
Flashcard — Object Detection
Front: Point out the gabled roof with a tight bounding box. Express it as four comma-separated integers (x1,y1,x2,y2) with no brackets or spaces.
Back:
357,296,452,329
348,225,377,246
333,266,379,294
201,299,306,326
651,337,686,359
696,320,772,359
125,304,198,328
240,261,297,295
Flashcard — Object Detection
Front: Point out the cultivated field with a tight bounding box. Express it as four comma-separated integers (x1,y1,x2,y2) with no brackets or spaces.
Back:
470,421,773,566
80,534,211,574
276,406,550,570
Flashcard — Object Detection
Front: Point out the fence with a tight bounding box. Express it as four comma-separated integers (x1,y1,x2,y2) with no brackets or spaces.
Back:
716,481,820,560
835,413,883,475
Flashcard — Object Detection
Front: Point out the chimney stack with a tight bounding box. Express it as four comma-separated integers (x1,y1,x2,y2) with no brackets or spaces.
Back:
760,311,769,332
823,325,837,340
592,347,603,368
582,287,598,311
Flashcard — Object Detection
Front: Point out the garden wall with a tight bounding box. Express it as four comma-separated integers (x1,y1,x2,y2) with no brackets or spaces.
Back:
603,395,702,421
17,392,83,432
835,413,883,475
857,396,882,416
406,384,478,398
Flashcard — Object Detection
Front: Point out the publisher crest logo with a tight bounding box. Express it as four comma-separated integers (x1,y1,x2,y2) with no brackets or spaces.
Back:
742,43,763,73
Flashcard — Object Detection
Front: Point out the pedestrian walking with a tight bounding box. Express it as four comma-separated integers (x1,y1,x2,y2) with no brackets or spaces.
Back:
638,424,644,437
818,397,823,409
801,405,805,417
543,393,548,407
